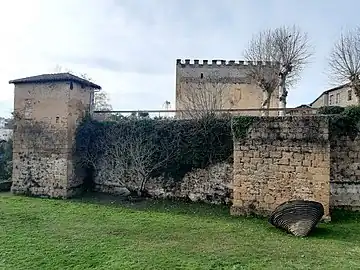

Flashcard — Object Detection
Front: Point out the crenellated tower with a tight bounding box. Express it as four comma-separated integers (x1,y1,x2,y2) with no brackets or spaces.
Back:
175,59,280,117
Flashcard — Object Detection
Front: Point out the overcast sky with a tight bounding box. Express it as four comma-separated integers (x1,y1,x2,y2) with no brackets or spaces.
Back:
0,0,358,117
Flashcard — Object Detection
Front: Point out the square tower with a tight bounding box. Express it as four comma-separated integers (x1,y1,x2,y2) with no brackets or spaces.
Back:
175,59,280,118
9,73,101,198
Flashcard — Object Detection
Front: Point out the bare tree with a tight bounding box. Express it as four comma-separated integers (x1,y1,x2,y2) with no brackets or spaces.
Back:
328,27,360,103
244,25,312,116
74,72,113,111
94,121,178,196
179,72,239,118
244,30,281,116
93,91,113,111
274,25,312,115
127,133,175,196
98,131,129,187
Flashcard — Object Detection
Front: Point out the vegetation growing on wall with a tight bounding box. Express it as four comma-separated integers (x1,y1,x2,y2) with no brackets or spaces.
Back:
329,105,360,139
0,139,12,183
317,106,345,115
232,115,330,144
75,114,233,195
231,116,257,139
314,105,360,139
12,111,68,151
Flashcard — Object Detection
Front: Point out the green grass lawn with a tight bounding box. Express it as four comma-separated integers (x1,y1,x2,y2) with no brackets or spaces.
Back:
1,193,360,270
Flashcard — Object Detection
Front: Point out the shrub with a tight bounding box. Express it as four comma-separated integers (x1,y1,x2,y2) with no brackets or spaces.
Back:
231,116,257,139
330,105,360,139
0,139,12,182
342,105,360,121
75,115,234,194
317,106,345,115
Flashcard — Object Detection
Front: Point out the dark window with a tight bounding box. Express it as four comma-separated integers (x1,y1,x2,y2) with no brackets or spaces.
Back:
348,89,352,101
200,73,204,79
329,94,334,105
70,82,73,90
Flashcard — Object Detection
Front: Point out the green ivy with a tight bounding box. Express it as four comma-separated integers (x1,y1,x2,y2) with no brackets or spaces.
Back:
231,116,258,139
329,105,360,140
342,105,360,121
317,106,345,115
74,115,234,184
0,139,12,182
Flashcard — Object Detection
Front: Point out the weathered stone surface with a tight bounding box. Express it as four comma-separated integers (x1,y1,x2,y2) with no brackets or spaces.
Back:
231,116,331,219
175,59,279,118
11,153,69,198
10,76,360,215
94,162,233,205
330,183,360,210
330,134,360,210
10,80,96,198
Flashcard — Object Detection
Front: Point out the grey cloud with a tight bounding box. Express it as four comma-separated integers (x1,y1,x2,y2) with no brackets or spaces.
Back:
60,55,173,75
20,0,360,113
110,91,174,110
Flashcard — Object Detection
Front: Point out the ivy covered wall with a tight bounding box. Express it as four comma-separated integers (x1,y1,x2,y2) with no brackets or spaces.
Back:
75,115,234,203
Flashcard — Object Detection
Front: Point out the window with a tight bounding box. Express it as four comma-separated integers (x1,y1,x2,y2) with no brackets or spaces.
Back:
348,89,352,101
329,94,334,105
236,88,242,100
336,93,340,104
200,73,204,79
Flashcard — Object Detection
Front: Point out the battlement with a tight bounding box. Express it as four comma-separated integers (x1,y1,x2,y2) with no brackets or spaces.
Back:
176,59,279,68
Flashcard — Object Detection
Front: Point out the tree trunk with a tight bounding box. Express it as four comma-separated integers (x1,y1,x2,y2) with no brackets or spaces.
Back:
138,176,149,197
354,85,360,105
279,78,287,116
266,94,271,115
262,91,271,116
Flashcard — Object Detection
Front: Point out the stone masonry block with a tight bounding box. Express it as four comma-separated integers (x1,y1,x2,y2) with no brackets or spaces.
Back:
232,115,331,219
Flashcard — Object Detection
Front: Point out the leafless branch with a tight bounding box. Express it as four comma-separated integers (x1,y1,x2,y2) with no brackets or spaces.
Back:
274,25,312,86
89,121,179,195
244,30,280,115
126,129,179,194
94,91,113,111
98,132,129,187
328,27,360,100
244,25,312,114
178,72,240,119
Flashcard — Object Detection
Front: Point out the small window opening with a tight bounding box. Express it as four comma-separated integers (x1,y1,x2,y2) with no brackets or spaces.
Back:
200,73,204,79
70,82,73,90
348,89,352,101
55,116,59,123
